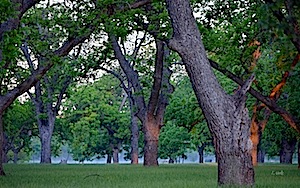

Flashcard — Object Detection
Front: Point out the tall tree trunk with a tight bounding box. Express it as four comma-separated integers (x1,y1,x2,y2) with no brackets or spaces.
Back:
280,138,297,164
130,100,139,164
143,114,160,166
198,145,205,163
0,112,5,175
166,0,254,186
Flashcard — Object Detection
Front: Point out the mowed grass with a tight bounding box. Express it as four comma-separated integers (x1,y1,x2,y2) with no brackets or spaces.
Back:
0,163,299,188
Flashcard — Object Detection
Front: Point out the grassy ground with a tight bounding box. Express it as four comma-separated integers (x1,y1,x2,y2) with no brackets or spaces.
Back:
0,163,299,188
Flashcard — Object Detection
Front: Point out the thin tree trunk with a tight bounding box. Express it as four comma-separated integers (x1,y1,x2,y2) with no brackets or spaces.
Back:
166,0,254,186
130,99,139,164
0,112,5,175
40,126,52,163
280,138,297,164
298,141,300,169
113,144,120,164
13,149,18,164
2,133,9,163
257,148,265,163
198,145,205,163
143,114,159,166
106,153,112,164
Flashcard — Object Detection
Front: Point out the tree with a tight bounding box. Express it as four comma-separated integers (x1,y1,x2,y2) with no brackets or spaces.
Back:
158,123,190,163
63,75,130,163
165,76,213,163
166,0,254,186
2,100,36,163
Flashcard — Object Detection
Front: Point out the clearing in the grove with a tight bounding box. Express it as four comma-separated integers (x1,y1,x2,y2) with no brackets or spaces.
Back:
0,164,299,188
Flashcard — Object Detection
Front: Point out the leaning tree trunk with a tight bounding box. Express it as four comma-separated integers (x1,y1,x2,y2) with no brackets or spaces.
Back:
280,138,297,164
166,0,254,186
0,112,5,175
143,114,160,166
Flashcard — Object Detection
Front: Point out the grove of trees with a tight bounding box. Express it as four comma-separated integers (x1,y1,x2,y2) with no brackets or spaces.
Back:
1,0,300,186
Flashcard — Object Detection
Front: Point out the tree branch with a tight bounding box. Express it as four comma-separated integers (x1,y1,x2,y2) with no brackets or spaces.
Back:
209,59,300,133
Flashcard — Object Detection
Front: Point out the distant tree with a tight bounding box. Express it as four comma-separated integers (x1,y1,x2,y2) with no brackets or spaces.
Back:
63,75,130,163
3,100,36,163
158,123,190,163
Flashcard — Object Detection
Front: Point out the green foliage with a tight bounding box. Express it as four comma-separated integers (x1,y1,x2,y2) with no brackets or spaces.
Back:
3,100,37,161
165,76,213,153
62,74,130,161
0,0,14,22
158,123,190,160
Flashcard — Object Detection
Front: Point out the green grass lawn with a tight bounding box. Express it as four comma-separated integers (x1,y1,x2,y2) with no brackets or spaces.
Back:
0,163,299,188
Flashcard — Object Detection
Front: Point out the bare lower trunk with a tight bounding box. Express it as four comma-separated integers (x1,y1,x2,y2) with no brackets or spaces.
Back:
40,126,52,163
106,153,112,164
298,141,300,169
258,148,265,163
13,149,18,164
143,116,160,166
198,145,205,163
169,158,174,163
130,105,139,164
0,113,5,175
113,145,119,164
280,138,297,164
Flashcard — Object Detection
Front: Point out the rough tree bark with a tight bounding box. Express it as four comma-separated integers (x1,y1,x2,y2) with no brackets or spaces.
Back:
166,0,254,186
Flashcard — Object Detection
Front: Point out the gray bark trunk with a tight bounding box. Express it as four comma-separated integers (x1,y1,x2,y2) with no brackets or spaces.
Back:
113,144,120,164
13,149,18,164
130,101,139,164
166,0,254,186
39,125,52,163
0,112,5,175
280,138,297,164
297,139,300,169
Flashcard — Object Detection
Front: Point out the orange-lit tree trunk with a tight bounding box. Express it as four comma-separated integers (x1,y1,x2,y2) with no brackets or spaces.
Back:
250,103,270,166
110,35,173,166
